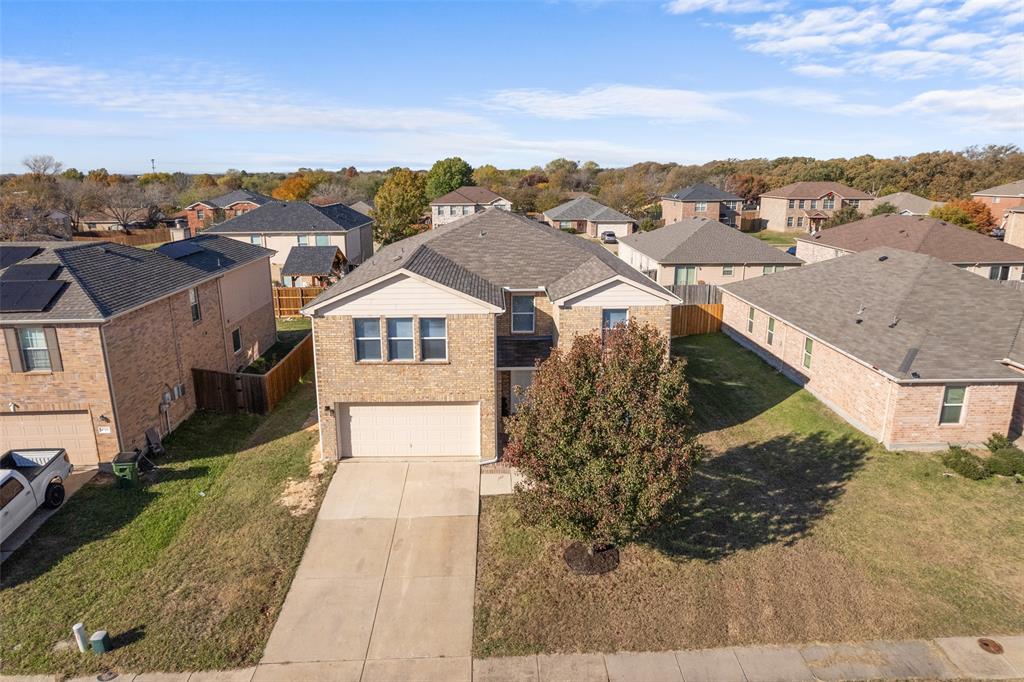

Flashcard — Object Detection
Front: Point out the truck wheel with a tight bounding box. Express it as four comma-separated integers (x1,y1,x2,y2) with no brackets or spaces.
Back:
43,482,66,509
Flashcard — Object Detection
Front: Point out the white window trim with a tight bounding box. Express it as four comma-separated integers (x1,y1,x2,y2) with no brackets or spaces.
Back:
602,308,629,331
939,385,967,425
231,327,242,354
17,327,51,372
746,306,755,334
189,287,201,323
386,317,414,362
420,317,448,362
802,337,813,369
354,318,382,362
722,265,734,276
766,317,776,346
510,295,536,334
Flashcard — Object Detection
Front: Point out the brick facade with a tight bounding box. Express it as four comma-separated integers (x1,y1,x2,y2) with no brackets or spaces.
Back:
496,291,555,337
312,313,498,459
661,199,740,227
185,201,260,232
760,196,875,232
723,291,1021,450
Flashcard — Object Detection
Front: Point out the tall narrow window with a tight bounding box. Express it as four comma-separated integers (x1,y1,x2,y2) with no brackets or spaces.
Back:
802,337,813,369
786,217,794,227
746,307,755,333
766,317,776,346
196,209,205,220
940,386,966,424
354,318,381,361
188,287,201,322
798,200,806,209
232,328,242,353
511,295,535,333
17,328,51,371
387,318,413,360
420,318,447,361
788,199,795,209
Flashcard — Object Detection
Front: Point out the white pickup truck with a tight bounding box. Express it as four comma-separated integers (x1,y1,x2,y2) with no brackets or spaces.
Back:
1,448,73,545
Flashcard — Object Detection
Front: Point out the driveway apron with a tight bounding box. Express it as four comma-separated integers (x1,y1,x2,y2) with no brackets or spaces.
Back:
262,461,479,676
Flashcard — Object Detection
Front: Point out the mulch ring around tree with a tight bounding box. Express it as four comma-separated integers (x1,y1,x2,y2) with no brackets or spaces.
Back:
563,542,620,575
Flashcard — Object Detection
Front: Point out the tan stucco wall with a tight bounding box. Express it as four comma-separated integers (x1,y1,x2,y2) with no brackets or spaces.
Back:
655,263,798,286
760,197,875,232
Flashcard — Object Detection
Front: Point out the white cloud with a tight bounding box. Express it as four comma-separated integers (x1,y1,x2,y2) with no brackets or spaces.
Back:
892,86,1024,130
487,85,736,122
664,0,785,13
929,31,990,49
791,64,847,77
734,6,892,54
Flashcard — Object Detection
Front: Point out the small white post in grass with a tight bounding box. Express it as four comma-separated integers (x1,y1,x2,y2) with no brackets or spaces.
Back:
72,623,88,653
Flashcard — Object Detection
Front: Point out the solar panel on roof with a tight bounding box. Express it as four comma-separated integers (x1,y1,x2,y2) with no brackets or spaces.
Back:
157,241,204,259
0,280,65,312
0,246,40,269
0,263,60,281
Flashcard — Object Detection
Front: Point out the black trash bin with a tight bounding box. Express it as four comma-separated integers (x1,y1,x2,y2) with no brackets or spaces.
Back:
112,451,140,489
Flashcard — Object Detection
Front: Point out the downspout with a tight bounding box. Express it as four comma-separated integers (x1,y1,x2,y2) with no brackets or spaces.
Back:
98,323,125,455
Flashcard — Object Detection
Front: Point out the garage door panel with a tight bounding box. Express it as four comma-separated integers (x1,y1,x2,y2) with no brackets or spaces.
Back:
339,403,480,458
0,412,100,466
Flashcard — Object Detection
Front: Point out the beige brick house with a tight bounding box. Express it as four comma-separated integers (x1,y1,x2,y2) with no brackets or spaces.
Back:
721,248,1024,451
760,181,874,232
302,209,678,461
542,197,636,239
429,186,512,227
796,214,1024,281
205,200,373,285
0,236,277,466
618,217,801,286
661,183,743,228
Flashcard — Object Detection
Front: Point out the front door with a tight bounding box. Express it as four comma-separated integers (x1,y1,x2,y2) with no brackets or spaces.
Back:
510,370,533,414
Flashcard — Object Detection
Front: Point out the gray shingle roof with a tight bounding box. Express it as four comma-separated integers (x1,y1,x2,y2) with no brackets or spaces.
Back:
663,183,742,202
761,181,873,200
0,235,273,322
972,179,1024,197
281,246,341,276
721,248,1024,382
191,189,272,209
875,192,942,215
795,215,1024,265
306,209,674,312
543,197,634,223
619,218,802,265
205,201,372,234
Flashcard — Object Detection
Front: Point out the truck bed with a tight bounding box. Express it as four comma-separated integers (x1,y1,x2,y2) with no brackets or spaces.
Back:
0,449,66,482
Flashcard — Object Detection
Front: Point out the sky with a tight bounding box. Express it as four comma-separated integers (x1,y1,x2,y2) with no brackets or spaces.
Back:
1,0,1022,173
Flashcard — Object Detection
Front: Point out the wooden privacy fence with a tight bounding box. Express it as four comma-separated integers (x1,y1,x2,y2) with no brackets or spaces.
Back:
273,286,324,317
192,334,314,415
667,283,722,305
672,304,724,337
73,228,172,246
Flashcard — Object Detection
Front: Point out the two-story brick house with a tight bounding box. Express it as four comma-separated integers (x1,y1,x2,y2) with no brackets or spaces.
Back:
183,189,273,233
429,187,513,227
0,236,276,466
721,248,1024,451
205,200,374,285
302,209,679,461
971,180,1024,225
795,214,1024,281
760,181,874,232
661,183,743,228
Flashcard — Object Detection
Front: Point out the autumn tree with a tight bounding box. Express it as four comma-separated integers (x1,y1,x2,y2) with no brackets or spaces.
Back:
61,168,85,181
57,178,103,229
372,168,427,245
871,201,898,216
822,205,863,229
272,174,315,201
504,321,703,573
98,182,151,227
930,199,996,233
425,157,474,200
23,155,63,177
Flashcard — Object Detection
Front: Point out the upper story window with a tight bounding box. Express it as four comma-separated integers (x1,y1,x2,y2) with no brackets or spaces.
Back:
788,199,795,209
675,265,697,285
17,327,51,371
746,306,755,333
846,199,860,208
798,200,806,209
722,265,734,276
249,235,261,245
315,235,330,246
511,295,536,333
763,265,782,275
724,201,738,210
462,205,471,215
234,209,243,217
694,201,708,212
602,309,628,331
297,235,309,246
420,318,447,361
802,337,813,369
232,328,242,353
810,200,818,209
196,209,205,220
354,318,382,361
993,196,1001,204
387,318,414,361
940,386,966,424
188,287,201,322
822,197,835,209
989,265,1010,281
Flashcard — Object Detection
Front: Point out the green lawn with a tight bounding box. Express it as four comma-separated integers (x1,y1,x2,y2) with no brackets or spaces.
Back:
0,374,332,677
242,317,312,374
474,334,1024,656
750,230,801,247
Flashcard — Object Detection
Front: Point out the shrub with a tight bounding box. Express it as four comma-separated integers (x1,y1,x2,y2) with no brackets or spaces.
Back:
987,447,1024,476
941,446,990,480
984,433,1014,453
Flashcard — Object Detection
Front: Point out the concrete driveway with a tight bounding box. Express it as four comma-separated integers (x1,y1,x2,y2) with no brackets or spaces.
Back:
0,468,97,562
261,461,479,682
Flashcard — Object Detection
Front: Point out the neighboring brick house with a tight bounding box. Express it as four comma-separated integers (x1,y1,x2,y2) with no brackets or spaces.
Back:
971,180,1024,221
874,192,943,216
760,182,874,232
0,236,277,466
795,215,1024,281
618,217,801,286
430,186,512,227
542,197,636,239
1003,207,1024,249
205,200,373,285
184,190,273,234
301,209,678,461
721,248,1024,451
661,183,743,228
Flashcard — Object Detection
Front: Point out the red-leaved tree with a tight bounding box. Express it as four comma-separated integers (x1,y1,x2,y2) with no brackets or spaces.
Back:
504,321,703,565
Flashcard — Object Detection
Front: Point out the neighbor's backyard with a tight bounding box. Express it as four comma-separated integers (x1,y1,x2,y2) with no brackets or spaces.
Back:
0,373,331,678
474,334,1024,656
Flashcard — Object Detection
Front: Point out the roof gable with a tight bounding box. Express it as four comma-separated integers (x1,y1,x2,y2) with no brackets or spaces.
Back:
620,218,802,265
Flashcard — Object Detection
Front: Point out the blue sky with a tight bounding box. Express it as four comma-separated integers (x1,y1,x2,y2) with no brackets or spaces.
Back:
2,0,1021,173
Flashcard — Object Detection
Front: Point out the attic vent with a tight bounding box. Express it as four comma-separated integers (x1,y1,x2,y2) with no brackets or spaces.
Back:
889,315,900,328
479,230,486,237
878,255,889,261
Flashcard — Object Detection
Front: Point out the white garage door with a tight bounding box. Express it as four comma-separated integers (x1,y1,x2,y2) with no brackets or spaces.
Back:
0,411,100,466
337,402,480,458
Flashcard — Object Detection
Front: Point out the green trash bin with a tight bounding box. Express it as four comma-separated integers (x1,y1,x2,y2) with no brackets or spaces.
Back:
112,451,140,489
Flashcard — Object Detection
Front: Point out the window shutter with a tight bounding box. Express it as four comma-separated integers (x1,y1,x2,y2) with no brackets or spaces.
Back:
4,328,24,373
43,327,63,372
